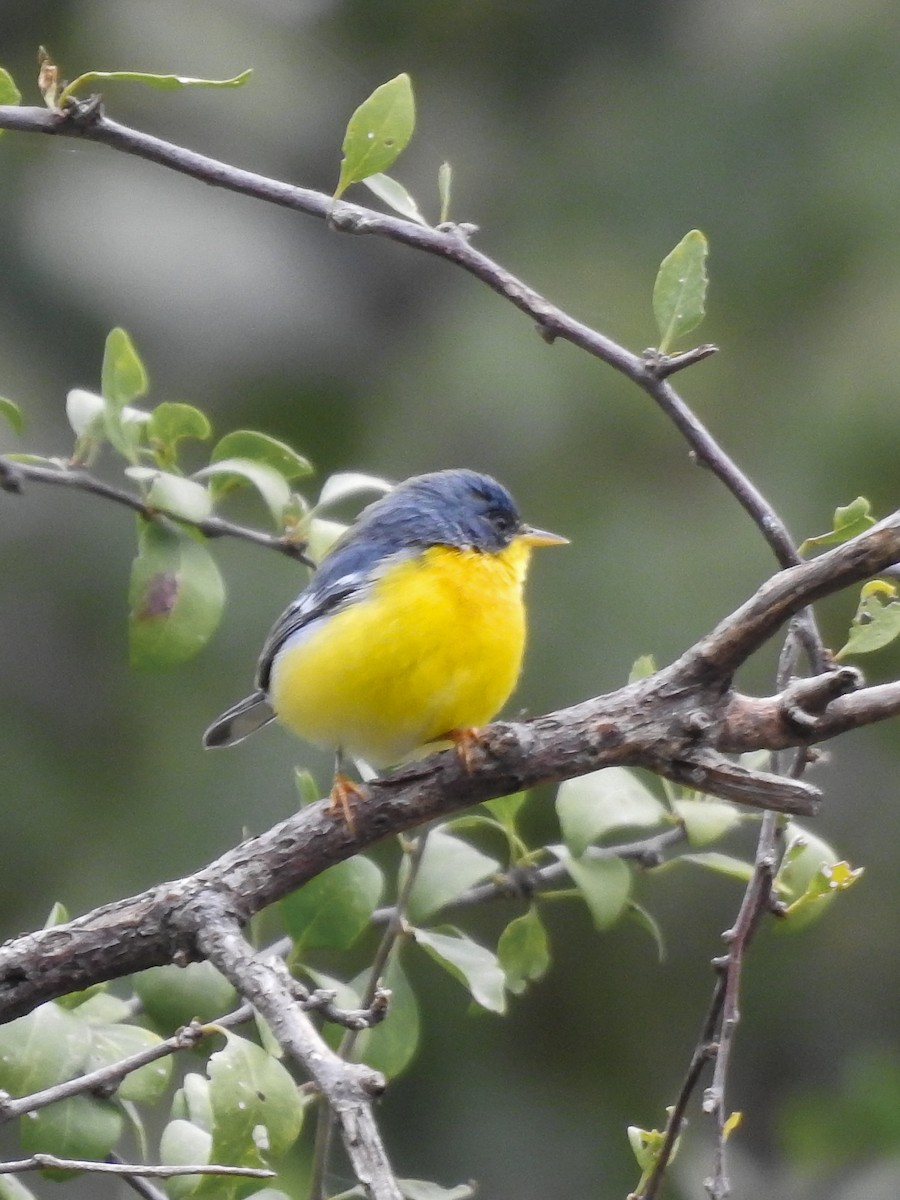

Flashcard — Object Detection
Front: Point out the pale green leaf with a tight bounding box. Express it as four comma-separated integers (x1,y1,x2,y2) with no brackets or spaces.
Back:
0,69,21,138
399,1182,475,1200
438,161,452,224
196,458,291,526
556,768,666,857
335,73,416,199
210,430,312,481
628,653,657,683
653,229,709,353
411,926,506,1013
0,397,23,435
0,1173,38,1199
159,1118,211,1200
21,1095,124,1172
673,798,741,846
315,471,394,511
406,830,500,922
83,1023,172,1103
59,68,252,107
133,961,237,1031
836,579,900,659
126,467,213,522
307,518,348,564
497,907,549,994
65,388,105,437
0,1003,87,1095
128,522,225,668
101,327,149,407
283,855,384,954
203,1032,304,1182
678,852,755,882
482,791,528,828
799,496,876,554
363,173,429,225
555,850,631,930
148,401,212,467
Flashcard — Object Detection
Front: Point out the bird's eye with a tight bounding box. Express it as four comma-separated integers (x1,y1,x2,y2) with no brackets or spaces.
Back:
487,507,516,534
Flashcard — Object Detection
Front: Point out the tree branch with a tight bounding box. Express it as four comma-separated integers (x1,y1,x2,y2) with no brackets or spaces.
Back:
0,511,897,1023
0,101,820,631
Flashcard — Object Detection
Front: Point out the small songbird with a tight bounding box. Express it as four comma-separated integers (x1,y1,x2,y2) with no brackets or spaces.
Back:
203,468,567,819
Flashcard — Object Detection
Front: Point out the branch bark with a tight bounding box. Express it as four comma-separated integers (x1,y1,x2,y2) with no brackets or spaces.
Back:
0,510,898,1024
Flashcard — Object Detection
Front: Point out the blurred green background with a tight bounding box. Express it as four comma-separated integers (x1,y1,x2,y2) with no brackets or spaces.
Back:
3,2,900,1197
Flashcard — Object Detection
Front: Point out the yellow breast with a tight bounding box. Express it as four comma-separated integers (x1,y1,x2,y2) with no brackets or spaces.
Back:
268,539,533,767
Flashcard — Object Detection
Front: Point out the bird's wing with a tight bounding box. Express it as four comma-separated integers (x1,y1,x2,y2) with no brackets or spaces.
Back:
255,536,411,691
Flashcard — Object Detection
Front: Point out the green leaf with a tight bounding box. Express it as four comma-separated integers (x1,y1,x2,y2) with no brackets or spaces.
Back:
483,791,528,829
0,1003,87,1095
203,1032,304,1182
411,926,506,1014
335,73,416,200
282,855,384,954
406,830,500,923
556,768,666,857
799,496,876,554
307,517,348,564
21,1095,124,1175
159,1117,212,1200
497,907,549,994
628,653,657,683
65,388,105,438
133,961,237,1030
673,798,741,846
0,397,23,434
197,458,291,526
438,161,452,224
353,954,420,1078
678,852,755,882
556,851,631,930
126,467,213,522
314,470,393,512
836,579,900,659
0,69,22,134
129,522,225,668
101,327,149,407
0,1173,38,1199
627,900,666,961
398,1182,475,1200
210,429,312,482
653,229,709,354
82,1023,172,1103
363,173,429,225
148,401,212,467
59,68,252,107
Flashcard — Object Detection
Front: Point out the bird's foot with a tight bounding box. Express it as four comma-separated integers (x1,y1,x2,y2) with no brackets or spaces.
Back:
329,773,365,831
446,726,485,772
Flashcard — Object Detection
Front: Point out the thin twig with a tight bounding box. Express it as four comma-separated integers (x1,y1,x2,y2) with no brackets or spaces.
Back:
0,103,827,646
0,1154,273,1179
0,455,313,564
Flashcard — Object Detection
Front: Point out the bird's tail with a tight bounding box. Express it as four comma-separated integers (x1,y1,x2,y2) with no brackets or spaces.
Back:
203,691,275,748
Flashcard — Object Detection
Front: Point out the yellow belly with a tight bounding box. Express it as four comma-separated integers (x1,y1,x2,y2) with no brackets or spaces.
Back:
268,541,531,767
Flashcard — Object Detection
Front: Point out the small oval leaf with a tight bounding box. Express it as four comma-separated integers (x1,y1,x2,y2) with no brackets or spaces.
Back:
653,229,709,354
335,73,416,199
128,522,225,669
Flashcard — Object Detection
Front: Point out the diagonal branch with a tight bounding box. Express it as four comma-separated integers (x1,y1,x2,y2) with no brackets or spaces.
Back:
0,101,820,631
0,511,898,1023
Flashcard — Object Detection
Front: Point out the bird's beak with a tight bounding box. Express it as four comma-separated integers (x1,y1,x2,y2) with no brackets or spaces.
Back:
518,524,569,548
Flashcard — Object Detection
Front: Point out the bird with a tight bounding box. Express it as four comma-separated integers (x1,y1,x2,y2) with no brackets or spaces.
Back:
203,468,567,823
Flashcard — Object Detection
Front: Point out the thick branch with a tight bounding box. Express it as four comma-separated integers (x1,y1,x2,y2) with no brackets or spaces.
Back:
0,513,897,1021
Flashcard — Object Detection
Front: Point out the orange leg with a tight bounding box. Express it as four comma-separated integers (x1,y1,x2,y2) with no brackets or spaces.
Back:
328,750,364,831
445,726,485,772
